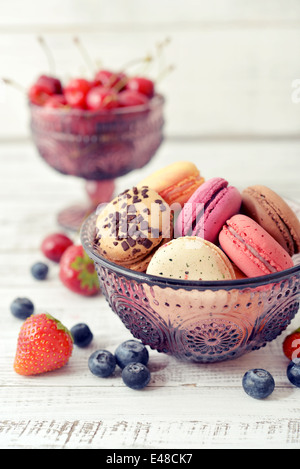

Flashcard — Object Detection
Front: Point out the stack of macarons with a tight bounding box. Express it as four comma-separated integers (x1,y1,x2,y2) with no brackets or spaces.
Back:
93,161,300,281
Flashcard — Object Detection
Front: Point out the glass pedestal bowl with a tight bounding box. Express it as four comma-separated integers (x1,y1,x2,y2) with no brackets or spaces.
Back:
29,94,165,230
81,211,300,364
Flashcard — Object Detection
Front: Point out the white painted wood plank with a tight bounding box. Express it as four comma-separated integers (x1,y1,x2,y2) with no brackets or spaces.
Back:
1,0,300,27
1,388,300,448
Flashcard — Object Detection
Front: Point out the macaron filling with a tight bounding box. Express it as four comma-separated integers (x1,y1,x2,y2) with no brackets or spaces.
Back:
226,225,277,273
160,178,200,206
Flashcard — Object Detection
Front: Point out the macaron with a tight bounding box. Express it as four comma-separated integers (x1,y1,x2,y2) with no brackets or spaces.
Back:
219,214,294,278
242,185,300,256
175,177,242,243
137,161,205,208
146,236,236,281
93,186,173,271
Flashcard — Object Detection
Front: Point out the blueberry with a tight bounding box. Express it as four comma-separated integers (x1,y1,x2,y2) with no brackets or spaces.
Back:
10,297,34,320
242,369,275,399
287,361,300,387
88,350,116,378
70,323,93,347
115,339,149,369
122,362,151,390
31,262,49,280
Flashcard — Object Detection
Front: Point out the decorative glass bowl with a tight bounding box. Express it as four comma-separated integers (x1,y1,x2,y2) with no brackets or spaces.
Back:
29,94,165,229
81,211,300,363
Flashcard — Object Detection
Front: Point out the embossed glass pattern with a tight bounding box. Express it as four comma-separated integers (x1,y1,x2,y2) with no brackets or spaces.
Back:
29,95,165,180
81,212,300,363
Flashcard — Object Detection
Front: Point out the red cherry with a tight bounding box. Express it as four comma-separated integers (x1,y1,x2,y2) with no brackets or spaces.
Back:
36,75,63,95
94,69,127,90
64,78,93,109
28,83,52,106
125,76,155,98
117,89,149,107
44,94,68,108
41,233,73,262
86,86,119,110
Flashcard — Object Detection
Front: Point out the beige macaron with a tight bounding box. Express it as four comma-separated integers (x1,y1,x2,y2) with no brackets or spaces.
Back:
146,236,236,281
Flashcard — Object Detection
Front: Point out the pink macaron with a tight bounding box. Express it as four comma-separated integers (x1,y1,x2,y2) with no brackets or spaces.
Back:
219,214,294,278
175,177,242,243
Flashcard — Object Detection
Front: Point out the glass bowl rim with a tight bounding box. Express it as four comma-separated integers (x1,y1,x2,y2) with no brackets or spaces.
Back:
80,211,300,291
28,93,165,116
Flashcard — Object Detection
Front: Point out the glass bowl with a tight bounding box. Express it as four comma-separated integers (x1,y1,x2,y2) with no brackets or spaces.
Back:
29,94,165,230
81,211,300,363
29,94,164,180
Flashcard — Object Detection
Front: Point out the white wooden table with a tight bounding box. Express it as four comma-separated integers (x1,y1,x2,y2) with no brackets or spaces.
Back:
1,137,300,449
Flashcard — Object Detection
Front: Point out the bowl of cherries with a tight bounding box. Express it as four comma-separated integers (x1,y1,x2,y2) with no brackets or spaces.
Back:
28,66,165,230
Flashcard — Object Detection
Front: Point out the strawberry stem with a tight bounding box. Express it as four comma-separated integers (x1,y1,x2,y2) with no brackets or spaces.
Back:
45,313,73,342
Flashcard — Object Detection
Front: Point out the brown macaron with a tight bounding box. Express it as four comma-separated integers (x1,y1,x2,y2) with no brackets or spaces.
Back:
93,186,174,271
242,185,300,256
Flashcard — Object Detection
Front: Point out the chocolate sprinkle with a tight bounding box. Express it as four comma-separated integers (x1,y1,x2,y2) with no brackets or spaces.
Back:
121,241,130,251
127,237,136,247
141,238,153,249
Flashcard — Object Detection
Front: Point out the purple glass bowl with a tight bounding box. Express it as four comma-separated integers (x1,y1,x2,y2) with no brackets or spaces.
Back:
29,94,165,180
81,212,300,363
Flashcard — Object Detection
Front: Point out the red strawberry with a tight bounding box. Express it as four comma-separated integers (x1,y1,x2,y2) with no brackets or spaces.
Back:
283,328,300,361
59,245,100,296
14,313,73,376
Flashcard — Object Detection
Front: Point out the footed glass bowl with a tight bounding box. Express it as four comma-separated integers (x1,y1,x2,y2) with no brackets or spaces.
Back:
29,95,164,230
81,211,300,363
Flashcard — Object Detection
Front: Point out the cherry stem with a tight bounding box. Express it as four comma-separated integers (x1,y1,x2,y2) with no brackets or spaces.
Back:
73,36,96,74
155,64,175,84
119,54,153,73
155,37,172,76
37,36,56,75
111,55,154,92
2,78,26,94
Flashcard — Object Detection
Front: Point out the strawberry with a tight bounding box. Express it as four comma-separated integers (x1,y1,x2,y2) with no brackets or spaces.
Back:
283,328,300,361
14,313,73,376
59,245,100,296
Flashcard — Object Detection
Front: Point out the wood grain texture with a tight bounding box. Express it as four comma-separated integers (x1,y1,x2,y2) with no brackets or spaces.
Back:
1,139,300,448
1,1,300,139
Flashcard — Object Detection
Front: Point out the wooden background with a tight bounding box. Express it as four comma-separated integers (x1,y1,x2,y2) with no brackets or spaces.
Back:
1,0,300,449
1,0,300,141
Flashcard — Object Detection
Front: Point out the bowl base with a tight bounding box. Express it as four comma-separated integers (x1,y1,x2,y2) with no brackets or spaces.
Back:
57,204,94,231
57,179,116,231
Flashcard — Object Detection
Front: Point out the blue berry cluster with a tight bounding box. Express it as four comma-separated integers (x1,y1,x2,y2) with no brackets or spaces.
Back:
88,339,151,390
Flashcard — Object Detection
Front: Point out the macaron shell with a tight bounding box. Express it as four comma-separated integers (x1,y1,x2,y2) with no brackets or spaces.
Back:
175,177,242,243
242,185,300,256
146,236,236,281
94,186,173,268
219,214,294,277
137,161,205,207
116,235,173,272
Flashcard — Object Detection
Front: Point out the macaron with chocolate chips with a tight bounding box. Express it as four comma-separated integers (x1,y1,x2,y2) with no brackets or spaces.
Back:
93,186,173,271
